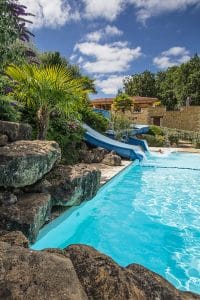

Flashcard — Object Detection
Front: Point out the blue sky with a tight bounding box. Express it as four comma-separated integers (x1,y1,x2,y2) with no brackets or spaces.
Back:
20,0,200,98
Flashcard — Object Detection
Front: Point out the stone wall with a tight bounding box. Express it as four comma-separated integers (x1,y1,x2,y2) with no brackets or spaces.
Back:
125,109,150,124
162,107,200,131
124,106,200,132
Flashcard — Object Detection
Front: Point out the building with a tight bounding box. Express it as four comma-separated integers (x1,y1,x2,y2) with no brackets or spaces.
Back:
90,97,159,111
91,97,200,132
125,106,200,132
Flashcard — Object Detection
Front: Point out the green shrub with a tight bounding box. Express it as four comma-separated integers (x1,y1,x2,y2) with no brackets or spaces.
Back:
148,125,164,136
162,127,200,142
0,96,21,122
168,134,179,145
195,140,200,149
111,113,132,132
47,115,84,165
142,134,165,147
81,108,109,132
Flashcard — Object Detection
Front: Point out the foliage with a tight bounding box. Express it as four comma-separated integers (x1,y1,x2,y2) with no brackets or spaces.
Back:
168,134,179,145
123,71,156,97
0,96,21,121
195,140,200,149
142,134,165,147
155,67,180,110
162,127,200,143
47,115,84,164
175,54,200,106
122,55,200,110
0,0,34,70
156,55,200,110
6,64,89,139
113,93,132,112
39,51,96,93
148,125,164,136
111,113,132,132
81,107,109,132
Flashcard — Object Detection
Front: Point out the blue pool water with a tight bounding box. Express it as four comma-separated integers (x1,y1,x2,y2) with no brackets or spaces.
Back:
32,152,200,294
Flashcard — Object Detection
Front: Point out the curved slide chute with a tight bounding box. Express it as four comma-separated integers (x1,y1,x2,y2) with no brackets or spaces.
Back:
83,124,145,161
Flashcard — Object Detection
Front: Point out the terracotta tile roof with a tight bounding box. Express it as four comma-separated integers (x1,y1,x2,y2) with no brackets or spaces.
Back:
90,96,158,104
90,98,114,104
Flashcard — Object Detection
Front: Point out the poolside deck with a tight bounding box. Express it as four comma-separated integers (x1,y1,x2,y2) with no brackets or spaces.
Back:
150,147,200,153
91,160,132,186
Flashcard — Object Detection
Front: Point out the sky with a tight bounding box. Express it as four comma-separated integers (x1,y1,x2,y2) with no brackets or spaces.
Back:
19,0,200,98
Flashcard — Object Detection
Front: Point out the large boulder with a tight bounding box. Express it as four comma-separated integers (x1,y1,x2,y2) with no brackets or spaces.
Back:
0,120,32,142
127,263,199,300
0,241,88,300
0,240,199,300
26,164,101,207
0,193,52,243
66,245,200,300
66,244,144,299
102,151,122,166
0,230,29,247
0,140,61,188
0,134,8,146
80,147,107,163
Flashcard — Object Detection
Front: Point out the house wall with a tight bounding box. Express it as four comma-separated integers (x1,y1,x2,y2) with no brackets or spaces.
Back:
149,106,200,131
123,106,200,132
124,109,150,124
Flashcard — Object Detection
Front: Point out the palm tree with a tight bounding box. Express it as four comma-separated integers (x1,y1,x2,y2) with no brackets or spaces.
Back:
6,64,88,139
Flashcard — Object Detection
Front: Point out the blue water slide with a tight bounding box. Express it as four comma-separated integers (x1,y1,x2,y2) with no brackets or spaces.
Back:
105,130,149,152
126,136,149,152
83,124,144,161
93,108,111,119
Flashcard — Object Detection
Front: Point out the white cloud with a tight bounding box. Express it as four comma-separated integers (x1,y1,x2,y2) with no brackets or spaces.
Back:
95,75,125,95
153,46,191,69
83,0,200,24
77,56,84,64
86,31,103,42
104,25,123,36
70,54,77,61
74,41,142,74
19,0,200,29
162,46,190,57
86,25,123,42
19,0,80,29
83,0,125,21
129,0,200,23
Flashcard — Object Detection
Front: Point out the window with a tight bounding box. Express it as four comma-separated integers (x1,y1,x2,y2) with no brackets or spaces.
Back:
152,117,161,126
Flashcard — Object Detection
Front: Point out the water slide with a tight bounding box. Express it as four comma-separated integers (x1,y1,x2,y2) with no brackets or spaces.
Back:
83,124,145,161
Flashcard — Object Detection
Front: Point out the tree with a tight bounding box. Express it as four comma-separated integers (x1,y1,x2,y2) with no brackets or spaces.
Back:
0,0,34,70
155,55,200,110
113,93,133,113
155,67,179,110
40,51,96,94
123,71,157,97
175,54,200,106
6,64,89,139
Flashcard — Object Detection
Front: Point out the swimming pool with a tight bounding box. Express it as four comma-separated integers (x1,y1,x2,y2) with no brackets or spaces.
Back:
32,152,200,294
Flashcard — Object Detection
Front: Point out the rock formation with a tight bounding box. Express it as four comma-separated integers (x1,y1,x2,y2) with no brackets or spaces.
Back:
0,120,32,142
0,140,61,187
0,193,52,243
0,234,199,300
46,164,101,206
80,146,108,163
0,240,88,300
102,151,122,166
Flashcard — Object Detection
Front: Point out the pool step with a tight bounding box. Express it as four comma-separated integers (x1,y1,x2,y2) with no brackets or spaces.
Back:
178,140,194,148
